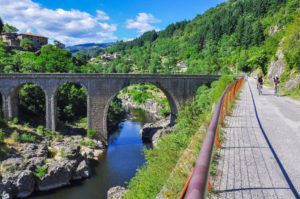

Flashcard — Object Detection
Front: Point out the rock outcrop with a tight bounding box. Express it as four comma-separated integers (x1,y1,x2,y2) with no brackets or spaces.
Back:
267,47,285,81
0,135,105,198
140,116,174,145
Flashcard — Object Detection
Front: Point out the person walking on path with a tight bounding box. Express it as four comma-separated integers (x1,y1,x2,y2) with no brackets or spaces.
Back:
273,75,280,96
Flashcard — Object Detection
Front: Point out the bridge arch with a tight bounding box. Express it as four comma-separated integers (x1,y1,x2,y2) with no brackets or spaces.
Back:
55,81,88,133
10,82,46,126
102,81,179,140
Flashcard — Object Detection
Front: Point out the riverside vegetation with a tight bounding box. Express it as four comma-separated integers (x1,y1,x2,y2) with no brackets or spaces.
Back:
0,0,300,198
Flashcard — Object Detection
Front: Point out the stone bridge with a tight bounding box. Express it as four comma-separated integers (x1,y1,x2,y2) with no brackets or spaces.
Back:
0,73,219,143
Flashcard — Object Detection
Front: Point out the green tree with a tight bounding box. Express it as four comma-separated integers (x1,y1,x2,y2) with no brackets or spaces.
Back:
0,18,4,33
20,38,34,51
3,24,18,33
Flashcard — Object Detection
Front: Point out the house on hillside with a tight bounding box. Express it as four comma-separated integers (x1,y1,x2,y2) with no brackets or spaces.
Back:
18,33,48,49
101,53,118,60
0,33,20,47
177,61,188,72
0,32,48,49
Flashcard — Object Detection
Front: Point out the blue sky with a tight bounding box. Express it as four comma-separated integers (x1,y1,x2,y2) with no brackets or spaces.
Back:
0,0,226,45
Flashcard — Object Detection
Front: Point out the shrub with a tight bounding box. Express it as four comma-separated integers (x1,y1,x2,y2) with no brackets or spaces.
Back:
10,131,20,142
24,123,30,129
0,130,5,144
59,148,65,158
37,125,44,136
80,139,96,148
20,133,36,143
12,117,18,124
34,166,47,179
87,128,96,139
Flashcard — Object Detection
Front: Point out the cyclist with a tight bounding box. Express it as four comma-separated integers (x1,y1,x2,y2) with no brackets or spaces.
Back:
273,75,280,96
257,75,263,95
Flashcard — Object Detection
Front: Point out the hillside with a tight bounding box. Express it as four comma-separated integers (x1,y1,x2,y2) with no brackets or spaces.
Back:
92,0,299,78
66,42,114,56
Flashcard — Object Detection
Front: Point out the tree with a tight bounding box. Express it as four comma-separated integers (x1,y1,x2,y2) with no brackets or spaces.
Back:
54,40,65,49
3,24,18,33
20,38,34,51
252,22,265,45
0,18,3,33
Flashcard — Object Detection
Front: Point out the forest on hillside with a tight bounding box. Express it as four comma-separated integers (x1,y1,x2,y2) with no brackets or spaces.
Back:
102,0,299,75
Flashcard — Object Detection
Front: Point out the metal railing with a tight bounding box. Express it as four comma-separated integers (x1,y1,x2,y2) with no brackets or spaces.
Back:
180,77,244,199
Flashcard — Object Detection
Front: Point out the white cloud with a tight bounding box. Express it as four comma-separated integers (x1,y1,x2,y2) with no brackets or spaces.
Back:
126,13,161,34
96,10,110,21
0,0,117,45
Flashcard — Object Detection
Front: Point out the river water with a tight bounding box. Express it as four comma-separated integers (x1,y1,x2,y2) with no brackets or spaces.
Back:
31,108,155,199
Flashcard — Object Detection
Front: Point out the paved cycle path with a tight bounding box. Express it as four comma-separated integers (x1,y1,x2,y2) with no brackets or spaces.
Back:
211,78,300,199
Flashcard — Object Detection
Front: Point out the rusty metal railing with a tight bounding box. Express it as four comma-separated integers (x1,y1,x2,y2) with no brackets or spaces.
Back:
181,77,244,199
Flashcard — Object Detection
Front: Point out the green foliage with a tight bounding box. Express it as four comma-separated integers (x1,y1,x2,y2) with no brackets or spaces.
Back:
12,117,18,125
87,128,97,139
282,14,300,71
107,98,126,125
2,24,18,33
80,139,96,148
10,131,20,143
34,166,47,179
57,83,87,122
19,84,45,116
20,38,34,51
60,148,65,158
20,133,36,143
0,130,4,144
0,18,3,33
37,125,45,136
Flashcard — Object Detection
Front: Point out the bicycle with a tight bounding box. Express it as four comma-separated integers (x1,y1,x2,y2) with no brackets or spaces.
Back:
257,83,263,95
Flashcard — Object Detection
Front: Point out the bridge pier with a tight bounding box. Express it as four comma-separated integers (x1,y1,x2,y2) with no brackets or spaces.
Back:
45,91,57,132
2,92,18,121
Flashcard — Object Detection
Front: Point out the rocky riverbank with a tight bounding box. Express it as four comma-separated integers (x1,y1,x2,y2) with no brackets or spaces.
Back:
0,135,105,199
139,116,174,145
119,93,165,120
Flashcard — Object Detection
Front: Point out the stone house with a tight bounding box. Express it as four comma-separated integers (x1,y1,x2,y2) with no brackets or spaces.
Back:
0,33,20,47
0,32,48,49
18,33,48,49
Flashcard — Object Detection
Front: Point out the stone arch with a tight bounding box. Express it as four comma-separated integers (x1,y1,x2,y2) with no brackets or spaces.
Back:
10,82,46,126
102,81,180,139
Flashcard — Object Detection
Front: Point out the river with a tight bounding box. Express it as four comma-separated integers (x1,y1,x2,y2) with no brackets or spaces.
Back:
31,108,155,199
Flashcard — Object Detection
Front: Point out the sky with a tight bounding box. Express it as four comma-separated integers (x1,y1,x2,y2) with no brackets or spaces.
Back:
0,0,227,46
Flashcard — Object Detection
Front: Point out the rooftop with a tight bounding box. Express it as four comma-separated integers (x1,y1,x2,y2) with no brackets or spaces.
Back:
19,32,48,38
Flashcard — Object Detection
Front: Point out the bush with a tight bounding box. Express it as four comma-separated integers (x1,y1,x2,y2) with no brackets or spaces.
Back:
10,131,20,142
12,117,18,124
0,130,5,144
80,139,96,148
34,166,47,179
24,123,30,129
59,148,65,158
37,125,44,136
87,128,96,139
20,133,36,143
